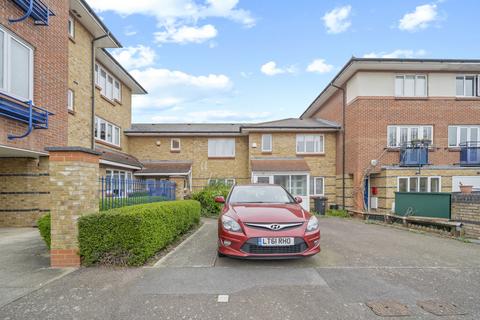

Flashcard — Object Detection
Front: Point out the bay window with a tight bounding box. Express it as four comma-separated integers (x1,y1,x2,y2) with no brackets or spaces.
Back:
0,26,33,100
395,75,427,97
448,126,480,147
387,126,433,147
296,134,324,154
95,116,121,147
208,138,235,157
397,176,441,193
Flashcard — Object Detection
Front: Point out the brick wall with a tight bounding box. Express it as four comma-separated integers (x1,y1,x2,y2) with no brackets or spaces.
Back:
0,0,68,152
0,157,50,226
452,193,480,239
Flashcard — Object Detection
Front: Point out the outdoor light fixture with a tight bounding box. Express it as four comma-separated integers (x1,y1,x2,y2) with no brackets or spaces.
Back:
156,140,161,146
252,142,257,148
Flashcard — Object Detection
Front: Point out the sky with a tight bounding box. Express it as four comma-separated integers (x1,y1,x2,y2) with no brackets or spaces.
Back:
86,0,480,124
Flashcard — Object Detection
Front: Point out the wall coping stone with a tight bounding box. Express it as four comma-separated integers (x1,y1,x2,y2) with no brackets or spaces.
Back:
45,147,101,156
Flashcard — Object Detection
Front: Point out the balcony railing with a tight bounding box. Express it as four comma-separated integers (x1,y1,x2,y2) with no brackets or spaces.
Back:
399,141,430,167
460,141,480,166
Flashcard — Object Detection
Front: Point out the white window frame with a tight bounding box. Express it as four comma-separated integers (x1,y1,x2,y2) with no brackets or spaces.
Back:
395,74,427,97
0,26,34,101
261,134,272,152
95,63,121,102
208,178,235,186
67,89,74,111
105,170,133,195
208,138,236,158
296,134,324,154
311,177,325,196
95,116,121,147
68,16,75,38
448,125,480,147
456,75,479,97
397,176,442,193
113,80,121,102
387,125,433,147
171,138,181,151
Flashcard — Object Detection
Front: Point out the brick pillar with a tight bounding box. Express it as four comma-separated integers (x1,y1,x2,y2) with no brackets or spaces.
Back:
46,147,100,268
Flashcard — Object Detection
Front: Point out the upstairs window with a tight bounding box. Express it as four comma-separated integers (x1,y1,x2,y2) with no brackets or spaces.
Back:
395,75,427,97
296,134,324,154
68,16,75,38
456,75,479,97
448,126,480,147
387,125,433,147
261,134,272,152
398,176,441,193
0,27,33,101
171,138,181,151
208,138,235,158
95,63,121,102
95,116,121,147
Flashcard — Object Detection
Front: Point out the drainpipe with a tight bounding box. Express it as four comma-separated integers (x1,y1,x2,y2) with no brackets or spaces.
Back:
91,34,110,150
332,84,346,210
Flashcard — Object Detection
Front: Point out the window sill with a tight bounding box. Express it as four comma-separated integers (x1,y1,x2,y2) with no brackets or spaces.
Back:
447,147,461,152
261,151,272,154
68,109,75,115
208,156,235,159
100,94,116,106
455,97,480,101
114,98,122,105
296,152,325,156
394,96,428,100
95,139,121,150
170,149,181,153
68,36,75,44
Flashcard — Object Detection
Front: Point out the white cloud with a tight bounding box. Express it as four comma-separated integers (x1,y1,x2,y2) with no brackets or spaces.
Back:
111,45,156,69
399,4,438,31
150,110,272,123
124,25,137,36
130,68,233,115
260,61,296,76
363,49,427,59
86,0,255,45
306,59,334,74
155,24,218,44
322,5,352,34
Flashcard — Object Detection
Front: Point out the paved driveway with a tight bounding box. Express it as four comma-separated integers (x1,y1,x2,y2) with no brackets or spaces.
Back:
1,218,479,319
0,228,72,309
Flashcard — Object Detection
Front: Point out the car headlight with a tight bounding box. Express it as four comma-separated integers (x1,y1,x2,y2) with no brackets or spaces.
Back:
306,216,319,232
221,215,241,232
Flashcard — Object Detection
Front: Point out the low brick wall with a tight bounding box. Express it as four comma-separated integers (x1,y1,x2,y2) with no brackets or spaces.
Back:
451,193,480,239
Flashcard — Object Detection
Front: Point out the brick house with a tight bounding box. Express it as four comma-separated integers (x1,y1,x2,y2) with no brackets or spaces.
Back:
301,58,480,212
125,119,340,210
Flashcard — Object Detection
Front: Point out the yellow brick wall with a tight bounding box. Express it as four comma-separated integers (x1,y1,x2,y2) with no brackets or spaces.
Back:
68,17,133,153
0,157,50,226
128,135,250,190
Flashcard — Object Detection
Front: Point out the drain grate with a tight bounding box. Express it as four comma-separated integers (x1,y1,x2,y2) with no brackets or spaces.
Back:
366,300,411,317
417,300,466,316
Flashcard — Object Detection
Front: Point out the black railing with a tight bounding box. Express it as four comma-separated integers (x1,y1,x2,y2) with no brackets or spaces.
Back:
99,178,175,211
460,141,480,166
399,141,430,167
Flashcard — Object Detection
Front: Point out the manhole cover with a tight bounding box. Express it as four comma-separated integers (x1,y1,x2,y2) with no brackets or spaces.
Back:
417,300,467,316
366,300,411,317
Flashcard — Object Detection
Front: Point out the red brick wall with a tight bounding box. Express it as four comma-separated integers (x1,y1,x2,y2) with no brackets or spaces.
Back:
0,0,68,152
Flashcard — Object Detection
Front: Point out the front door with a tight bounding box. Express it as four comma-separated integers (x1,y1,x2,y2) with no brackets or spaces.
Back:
252,173,310,210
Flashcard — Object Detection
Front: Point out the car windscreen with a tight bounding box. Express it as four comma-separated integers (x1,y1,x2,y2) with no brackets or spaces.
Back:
228,185,295,204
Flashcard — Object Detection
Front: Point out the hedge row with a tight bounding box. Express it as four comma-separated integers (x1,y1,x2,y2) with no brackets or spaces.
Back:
191,184,231,216
78,200,201,266
38,213,51,249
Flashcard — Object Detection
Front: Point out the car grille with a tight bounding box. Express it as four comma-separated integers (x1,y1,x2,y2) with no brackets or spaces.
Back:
241,238,307,254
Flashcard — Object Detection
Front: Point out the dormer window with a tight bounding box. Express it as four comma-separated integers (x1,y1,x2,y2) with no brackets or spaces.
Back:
395,75,427,97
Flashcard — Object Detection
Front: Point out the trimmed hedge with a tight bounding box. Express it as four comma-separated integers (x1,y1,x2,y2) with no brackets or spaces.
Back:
78,200,201,266
191,184,231,216
37,213,51,249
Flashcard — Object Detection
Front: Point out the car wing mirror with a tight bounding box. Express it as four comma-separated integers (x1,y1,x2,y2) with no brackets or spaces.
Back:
294,196,303,204
214,196,225,203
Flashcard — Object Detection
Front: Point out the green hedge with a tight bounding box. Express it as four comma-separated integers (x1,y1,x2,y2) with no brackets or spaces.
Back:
78,200,201,266
191,184,231,216
37,213,51,249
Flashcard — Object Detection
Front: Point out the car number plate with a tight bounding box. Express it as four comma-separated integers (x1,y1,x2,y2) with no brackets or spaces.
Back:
257,237,294,246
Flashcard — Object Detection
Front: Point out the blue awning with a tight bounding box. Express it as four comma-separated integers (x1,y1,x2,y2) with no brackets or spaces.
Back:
0,93,54,140
9,0,55,26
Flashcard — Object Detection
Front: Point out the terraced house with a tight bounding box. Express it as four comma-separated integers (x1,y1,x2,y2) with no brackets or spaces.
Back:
302,58,480,212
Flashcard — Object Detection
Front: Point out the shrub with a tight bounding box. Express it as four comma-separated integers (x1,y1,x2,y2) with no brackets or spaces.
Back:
326,209,350,218
78,200,201,266
37,213,51,249
191,184,231,216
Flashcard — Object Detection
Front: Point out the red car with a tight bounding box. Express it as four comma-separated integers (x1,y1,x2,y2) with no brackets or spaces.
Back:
216,184,320,259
